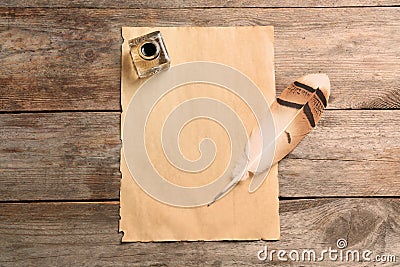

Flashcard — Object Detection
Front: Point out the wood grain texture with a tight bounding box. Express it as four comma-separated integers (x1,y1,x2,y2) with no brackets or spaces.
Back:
1,110,398,201
0,112,121,201
0,7,399,111
0,199,398,266
1,1,398,266
280,109,400,197
1,0,398,8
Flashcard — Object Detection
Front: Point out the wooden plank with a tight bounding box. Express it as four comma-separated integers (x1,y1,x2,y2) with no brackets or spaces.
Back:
0,199,398,266
0,112,121,201
280,159,400,197
0,7,399,111
280,110,400,197
0,0,398,8
0,110,399,201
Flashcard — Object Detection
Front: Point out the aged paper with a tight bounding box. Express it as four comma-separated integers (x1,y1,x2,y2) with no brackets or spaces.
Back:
120,26,280,241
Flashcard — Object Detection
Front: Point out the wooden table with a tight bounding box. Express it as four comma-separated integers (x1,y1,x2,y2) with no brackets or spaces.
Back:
1,1,399,266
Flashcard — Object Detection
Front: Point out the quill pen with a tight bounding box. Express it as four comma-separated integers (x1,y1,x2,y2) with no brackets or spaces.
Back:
208,73,331,205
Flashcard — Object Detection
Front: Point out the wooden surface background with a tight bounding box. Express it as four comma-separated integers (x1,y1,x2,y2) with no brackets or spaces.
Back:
0,1,399,266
